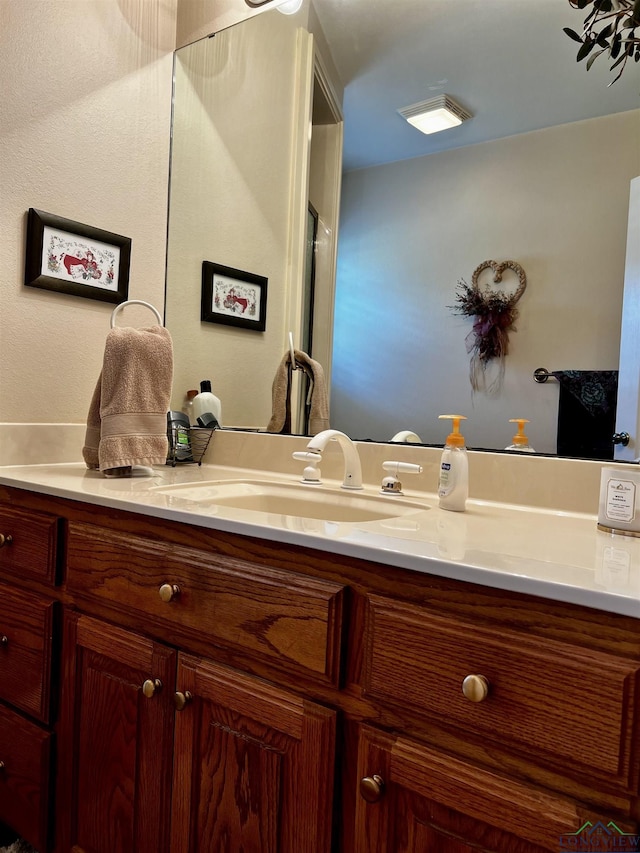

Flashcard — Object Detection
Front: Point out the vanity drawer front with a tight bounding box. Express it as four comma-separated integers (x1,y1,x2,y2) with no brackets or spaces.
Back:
0,504,60,586
66,522,345,686
0,583,57,723
0,702,52,853
363,595,639,787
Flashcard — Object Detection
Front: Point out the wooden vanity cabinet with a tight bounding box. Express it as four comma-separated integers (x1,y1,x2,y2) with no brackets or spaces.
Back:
56,613,336,853
1,487,639,853
0,501,62,853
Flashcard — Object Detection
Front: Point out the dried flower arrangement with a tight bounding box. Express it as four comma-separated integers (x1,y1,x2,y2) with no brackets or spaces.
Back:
451,260,527,393
564,0,640,84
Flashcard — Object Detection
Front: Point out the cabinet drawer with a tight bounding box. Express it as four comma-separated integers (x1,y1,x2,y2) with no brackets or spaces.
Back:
0,504,60,586
0,583,57,722
0,702,52,853
363,596,640,788
66,522,345,686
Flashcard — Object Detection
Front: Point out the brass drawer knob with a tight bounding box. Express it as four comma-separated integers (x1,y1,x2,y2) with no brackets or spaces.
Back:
159,583,180,603
462,674,490,702
359,774,385,803
174,691,193,711
142,678,163,698
0,635,8,647
0,760,5,771
0,534,12,548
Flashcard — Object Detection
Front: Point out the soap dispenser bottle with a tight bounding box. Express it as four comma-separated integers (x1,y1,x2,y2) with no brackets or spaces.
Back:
181,389,199,426
505,418,535,453
438,414,468,512
192,380,223,427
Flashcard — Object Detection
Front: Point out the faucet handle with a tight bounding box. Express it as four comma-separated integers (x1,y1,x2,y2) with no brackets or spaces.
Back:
292,450,322,484
381,461,423,495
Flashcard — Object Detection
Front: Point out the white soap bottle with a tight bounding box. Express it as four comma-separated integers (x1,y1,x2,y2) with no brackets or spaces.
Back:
505,418,535,453
437,414,468,512
192,380,223,427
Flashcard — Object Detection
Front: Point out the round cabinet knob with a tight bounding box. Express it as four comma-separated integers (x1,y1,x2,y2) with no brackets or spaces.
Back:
462,674,490,703
173,691,193,711
0,534,13,548
158,583,180,603
142,678,163,698
0,760,5,771
0,635,8,647
359,774,385,803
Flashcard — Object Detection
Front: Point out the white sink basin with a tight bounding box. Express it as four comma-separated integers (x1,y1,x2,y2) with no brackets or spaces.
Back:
152,479,429,523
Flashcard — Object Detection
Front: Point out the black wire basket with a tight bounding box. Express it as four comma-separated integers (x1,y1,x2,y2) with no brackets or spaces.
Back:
166,426,215,467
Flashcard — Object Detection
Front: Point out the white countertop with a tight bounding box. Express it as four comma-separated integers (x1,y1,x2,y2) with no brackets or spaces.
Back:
1,461,639,618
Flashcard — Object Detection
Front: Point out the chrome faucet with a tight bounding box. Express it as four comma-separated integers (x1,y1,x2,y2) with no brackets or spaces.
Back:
302,429,363,490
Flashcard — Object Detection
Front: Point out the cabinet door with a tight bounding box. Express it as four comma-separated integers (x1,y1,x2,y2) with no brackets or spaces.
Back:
57,612,177,853
353,725,626,853
170,654,336,853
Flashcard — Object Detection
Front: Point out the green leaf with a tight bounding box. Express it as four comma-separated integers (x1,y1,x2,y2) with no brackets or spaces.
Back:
577,38,596,60
586,48,606,68
596,23,613,46
611,32,622,57
563,26,584,43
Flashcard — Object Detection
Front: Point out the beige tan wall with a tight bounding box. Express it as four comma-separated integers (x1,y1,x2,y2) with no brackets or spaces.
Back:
0,0,177,427
176,0,291,48
332,109,640,453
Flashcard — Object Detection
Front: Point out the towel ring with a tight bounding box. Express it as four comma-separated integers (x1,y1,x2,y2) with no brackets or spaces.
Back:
110,300,163,329
288,331,299,370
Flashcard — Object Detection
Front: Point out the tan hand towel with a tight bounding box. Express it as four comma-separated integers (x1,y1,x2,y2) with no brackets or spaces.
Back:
266,349,329,436
82,325,173,473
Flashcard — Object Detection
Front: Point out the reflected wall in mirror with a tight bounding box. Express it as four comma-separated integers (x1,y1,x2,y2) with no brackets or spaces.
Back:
166,0,640,457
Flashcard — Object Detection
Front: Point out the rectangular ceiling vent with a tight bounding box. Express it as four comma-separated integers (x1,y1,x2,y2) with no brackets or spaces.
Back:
398,95,472,135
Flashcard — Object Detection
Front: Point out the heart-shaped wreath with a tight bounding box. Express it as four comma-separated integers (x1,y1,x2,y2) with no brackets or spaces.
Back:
450,259,527,393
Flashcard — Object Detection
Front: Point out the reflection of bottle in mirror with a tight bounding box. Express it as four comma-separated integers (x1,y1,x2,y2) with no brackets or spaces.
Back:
192,380,223,427
437,414,468,512
436,512,467,561
505,418,535,452
182,389,198,425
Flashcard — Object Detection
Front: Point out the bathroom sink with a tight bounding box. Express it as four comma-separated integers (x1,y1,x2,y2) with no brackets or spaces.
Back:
152,479,429,523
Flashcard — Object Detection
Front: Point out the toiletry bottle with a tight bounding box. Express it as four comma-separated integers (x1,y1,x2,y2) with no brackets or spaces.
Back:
192,380,223,427
438,414,468,512
182,389,198,425
505,418,535,453
166,411,193,463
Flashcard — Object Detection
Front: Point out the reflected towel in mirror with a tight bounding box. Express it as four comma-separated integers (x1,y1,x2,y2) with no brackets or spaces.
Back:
553,370,618,460
266,349,329,436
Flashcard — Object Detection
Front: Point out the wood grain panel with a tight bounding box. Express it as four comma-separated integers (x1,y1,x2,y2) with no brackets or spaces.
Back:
170,654,336,853
363,596,640,787
354,725,639,853
0,702,51,853
0,504,60,586
57,612,176,853
0,582,57,722
66,522,345,685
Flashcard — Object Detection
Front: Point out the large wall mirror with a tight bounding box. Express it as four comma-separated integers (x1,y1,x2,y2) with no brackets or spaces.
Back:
165,0,640,459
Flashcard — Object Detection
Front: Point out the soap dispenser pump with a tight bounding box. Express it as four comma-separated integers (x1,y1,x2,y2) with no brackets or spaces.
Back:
505,418,535,453
438,415,468,512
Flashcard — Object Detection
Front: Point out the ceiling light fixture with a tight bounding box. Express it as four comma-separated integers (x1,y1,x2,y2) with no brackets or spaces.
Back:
277,0,304,14
398,95,472,136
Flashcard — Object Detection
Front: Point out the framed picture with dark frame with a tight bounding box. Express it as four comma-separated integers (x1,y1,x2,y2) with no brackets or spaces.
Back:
201,261,268,331
24,208,131,305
